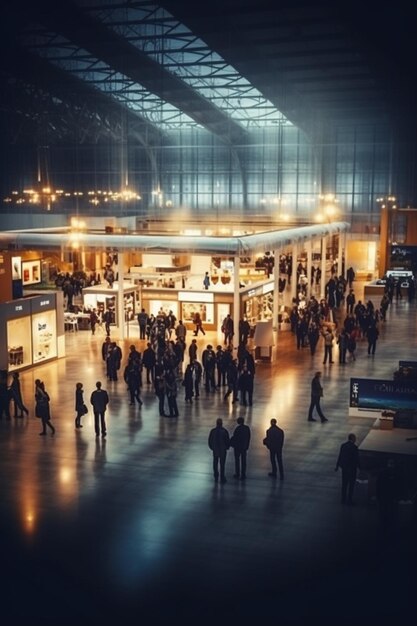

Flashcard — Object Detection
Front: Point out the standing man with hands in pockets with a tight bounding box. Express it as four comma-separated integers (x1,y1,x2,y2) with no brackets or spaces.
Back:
230,417,251,480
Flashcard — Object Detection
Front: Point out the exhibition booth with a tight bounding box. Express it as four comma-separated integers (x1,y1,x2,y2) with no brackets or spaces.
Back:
0,292,65,371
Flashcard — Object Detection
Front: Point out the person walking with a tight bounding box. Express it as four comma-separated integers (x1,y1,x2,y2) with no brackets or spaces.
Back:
35,379,55,436
9,371,29,418
307,371,328,422
230,417,251,480
90,381,109,438
208,418,230,484
263,418,284,479
75,382,87,429
335,433,360,505
193,311,205,336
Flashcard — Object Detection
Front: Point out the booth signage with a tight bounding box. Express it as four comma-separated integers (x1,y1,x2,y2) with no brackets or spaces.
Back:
2,298,31,317
31,293,56,314
349,377,417,411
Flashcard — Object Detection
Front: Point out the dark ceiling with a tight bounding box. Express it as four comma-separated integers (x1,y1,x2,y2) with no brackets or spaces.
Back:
1,0,417,147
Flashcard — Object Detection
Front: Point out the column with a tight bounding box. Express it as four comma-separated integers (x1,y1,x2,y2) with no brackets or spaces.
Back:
118,251,125,340
305,240,312,299
273,248,280,332
320,236,327,300
338,233,343,277
291,243,298,302
233,255,240,328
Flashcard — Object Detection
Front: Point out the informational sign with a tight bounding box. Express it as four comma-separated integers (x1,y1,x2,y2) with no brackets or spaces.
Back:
349,377,417,417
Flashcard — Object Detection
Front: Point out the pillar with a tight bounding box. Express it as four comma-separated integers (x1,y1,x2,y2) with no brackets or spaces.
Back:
233,255,240,326
118,251,125,340
305,240,312,299
291,243,298,302
320,236,327,300
273,248,280,332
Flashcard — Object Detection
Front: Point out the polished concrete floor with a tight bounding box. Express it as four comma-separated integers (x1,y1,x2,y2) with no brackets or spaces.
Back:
1,281,416,624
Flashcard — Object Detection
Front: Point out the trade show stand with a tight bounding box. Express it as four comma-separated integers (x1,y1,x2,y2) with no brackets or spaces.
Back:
0,291,65,371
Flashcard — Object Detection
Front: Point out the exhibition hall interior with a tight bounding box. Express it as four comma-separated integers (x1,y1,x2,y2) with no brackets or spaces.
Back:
1,1,417,623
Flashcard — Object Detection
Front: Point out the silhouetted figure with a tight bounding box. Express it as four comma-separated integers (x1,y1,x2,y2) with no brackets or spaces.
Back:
335,433,359,505
230,416,251,480
75,382,86,428
263,418,284,479
307,371,328,422
9,372,29,418
90,381,109,438
208,418,230,484
35,379,55,436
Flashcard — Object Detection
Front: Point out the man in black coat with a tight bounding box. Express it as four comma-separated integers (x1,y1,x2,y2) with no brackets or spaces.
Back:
230,417,251,480
307,371,328,422
335,433,360,505
263,418,285,479
142,343,156,384
90,381,109,438
208,418,230,483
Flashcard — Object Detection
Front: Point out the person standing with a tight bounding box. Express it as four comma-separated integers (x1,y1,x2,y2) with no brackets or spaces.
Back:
175,319,187,347
238,318,251,345
165,369,179,417
335,433,360,505
203,272,210,290
208,418,230,484
202,344,216,392
366,323,379,356
103,309,112,336
142,342,156,384
322,326,335,364
188,338,198,362
74,382,86,428
137,308,148,340
89,308,99,335
35,379,55,436
307,371,328,422
90,381,109,438
346,289,356,315
222,314,234,347
346,266,355,289
237,364,254,406
337,329,348,364
263,418,284,479
9,372,29,418
230,417,251,480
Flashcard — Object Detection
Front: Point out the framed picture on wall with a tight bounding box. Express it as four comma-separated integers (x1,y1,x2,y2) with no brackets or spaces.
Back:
22,260,42,286
11,256,22,280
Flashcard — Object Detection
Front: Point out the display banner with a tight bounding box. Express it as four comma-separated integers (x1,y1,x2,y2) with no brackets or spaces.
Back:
349,377,417,417
399,361,417,368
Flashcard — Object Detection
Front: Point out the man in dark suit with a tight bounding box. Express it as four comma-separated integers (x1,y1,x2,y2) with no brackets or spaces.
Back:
90,381,109,438
230,417,251,480
335,433,360,505
263,418,285,479
307,371,328,422
208,418,230,484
